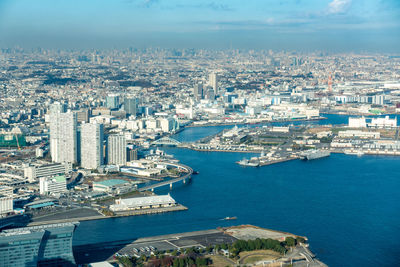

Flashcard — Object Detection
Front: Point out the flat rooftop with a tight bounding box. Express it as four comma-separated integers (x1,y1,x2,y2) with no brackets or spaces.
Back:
94,179,129,187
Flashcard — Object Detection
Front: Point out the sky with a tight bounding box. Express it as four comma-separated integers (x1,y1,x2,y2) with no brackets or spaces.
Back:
0,0,399,51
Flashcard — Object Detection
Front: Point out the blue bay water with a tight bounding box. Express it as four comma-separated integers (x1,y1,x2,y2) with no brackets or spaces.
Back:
73,114,400,267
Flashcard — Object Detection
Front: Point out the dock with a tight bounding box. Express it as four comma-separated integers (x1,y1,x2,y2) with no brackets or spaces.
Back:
258,156,299,166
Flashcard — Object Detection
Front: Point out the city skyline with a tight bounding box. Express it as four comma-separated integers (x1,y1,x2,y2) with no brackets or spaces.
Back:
0,0,399,51
0,1,399,266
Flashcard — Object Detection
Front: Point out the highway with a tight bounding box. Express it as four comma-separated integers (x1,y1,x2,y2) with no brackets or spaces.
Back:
138,163,193,192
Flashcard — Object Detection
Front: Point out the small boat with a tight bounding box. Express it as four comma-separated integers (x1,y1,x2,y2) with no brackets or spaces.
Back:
192,171,200,175
223,216,237,220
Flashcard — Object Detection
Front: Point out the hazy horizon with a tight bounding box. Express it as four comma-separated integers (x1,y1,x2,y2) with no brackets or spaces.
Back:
0,0,399,52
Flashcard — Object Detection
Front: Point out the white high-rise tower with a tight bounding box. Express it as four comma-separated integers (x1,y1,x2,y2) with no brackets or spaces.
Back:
50,107,77,164
107,135,126,165
209,72,219,95
81,122,104,169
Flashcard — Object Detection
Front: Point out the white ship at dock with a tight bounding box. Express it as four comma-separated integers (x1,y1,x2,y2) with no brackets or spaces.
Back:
300,149,330,160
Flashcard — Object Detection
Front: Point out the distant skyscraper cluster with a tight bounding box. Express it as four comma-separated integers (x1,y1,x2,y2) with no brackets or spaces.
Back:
49,102,128,170
193,72,220,101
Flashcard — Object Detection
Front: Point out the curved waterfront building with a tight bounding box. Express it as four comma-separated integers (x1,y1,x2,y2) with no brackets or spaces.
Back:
0,222,79,267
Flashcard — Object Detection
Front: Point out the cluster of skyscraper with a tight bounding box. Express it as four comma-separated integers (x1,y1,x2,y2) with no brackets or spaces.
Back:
49,102,127,170
193,72,219,101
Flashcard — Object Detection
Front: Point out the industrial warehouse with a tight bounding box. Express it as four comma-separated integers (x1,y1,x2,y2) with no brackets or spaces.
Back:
110,194,177,212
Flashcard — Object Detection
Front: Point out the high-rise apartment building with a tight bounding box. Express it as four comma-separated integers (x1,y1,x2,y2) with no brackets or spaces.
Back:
81,122,104,169
49,110,77,164
107,135,126,165
49,102,66,114
209,73,219,95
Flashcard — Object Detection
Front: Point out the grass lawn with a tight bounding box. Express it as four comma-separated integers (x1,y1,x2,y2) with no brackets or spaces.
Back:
208,255,234,267
239,250,280,265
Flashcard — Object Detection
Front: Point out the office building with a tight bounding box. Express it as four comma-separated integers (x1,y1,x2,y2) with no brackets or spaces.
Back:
348,117,367,128
24,162,72,182
106,94,119,109
75,108,89,123
370,116,397,128
39,175,67,195
205,86,215,100
158,117,176,132
49,111,77,164
107,135,126,165
127,148,138,161
124,97,138,116
0,222,79,267
0,186,13,215
81,122,104,169
372,95,384,106
193,84,203,100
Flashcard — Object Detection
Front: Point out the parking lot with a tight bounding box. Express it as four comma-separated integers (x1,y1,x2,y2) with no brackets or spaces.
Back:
74,229,238,264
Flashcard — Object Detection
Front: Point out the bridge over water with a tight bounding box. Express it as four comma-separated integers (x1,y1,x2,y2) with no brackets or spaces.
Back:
151,137,182,146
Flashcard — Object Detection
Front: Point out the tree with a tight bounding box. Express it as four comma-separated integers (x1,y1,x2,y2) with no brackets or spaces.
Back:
171,250,179,256
117,256,133,267
296,236,306,244
196,257,208,266
285,237,296,247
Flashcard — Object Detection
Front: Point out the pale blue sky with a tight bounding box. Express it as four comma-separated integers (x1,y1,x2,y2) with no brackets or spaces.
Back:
0,0,399,51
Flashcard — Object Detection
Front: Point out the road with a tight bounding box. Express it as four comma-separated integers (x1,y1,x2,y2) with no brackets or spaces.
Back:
138,163,193,192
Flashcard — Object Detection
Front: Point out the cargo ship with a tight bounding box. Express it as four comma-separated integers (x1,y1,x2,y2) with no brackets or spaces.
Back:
300,150,330,160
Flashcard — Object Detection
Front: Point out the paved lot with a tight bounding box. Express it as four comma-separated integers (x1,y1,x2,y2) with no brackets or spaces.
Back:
31,207,102,223
74,229,238,264
224,226,297,241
